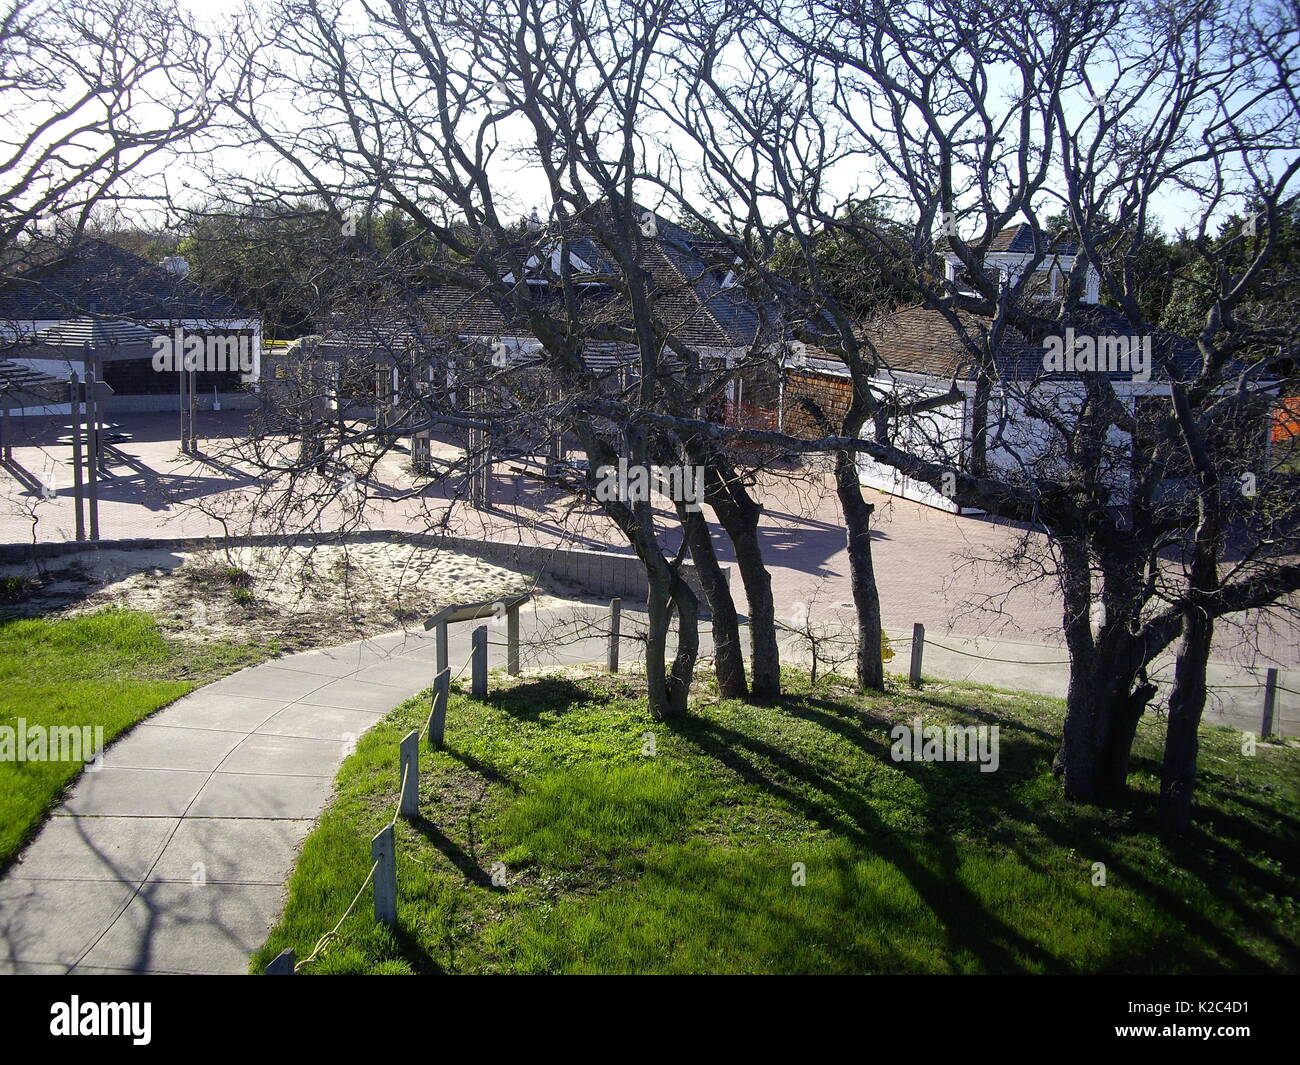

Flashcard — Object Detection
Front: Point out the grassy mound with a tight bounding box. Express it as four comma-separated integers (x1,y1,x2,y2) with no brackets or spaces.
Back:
252,670,1300,974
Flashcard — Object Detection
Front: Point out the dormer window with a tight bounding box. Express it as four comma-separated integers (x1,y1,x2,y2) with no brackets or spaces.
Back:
941,223,1098,304
951,265,979,295
503,246,595,286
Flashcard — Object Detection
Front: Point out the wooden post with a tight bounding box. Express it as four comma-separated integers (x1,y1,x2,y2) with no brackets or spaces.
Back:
427,667,449,747
265,948,296,974
187,368,198,453
435,620,448,675
371,825,396,927
398,729,419,817
1262,667,1278,739
69,375,85,542
85,364,99,541
466,389,479,508
178,358,187,452
909,623,925,688
471,624,487,698
608,598,621,673
506,602,520,676
1,404,10,463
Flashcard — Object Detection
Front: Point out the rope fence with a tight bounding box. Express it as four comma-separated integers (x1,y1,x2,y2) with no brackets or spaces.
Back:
267,641,477,975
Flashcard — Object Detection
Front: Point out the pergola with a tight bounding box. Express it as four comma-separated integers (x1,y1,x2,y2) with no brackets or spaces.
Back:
1,323,130,540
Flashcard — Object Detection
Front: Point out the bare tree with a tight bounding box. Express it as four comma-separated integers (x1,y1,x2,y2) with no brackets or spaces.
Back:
656,0,1300,826
0,0,218,255
209,0,811,716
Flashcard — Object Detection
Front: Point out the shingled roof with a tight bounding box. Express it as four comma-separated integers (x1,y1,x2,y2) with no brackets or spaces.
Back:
0,359,67,410
346,206,766,353
941,222,1081,257
805,303,1202,382
0,239,252,322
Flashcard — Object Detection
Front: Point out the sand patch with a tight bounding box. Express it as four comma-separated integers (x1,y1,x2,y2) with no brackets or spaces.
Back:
0,541,567,652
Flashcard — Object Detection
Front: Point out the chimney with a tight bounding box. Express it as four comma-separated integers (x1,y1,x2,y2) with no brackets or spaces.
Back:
159,256,190,279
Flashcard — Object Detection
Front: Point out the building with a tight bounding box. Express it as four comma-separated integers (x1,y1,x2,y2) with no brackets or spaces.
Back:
782,223,1251,513
295,207,777,431
0,239,262,415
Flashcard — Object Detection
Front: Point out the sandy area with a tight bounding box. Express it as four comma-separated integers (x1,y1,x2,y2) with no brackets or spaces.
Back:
0,541,566,651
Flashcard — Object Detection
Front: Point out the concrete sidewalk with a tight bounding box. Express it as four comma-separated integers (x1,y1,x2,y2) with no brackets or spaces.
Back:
0,602,606,975
875,628,1299,737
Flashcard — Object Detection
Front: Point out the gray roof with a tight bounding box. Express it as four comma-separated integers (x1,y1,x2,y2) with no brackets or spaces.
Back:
0,359,68,409
328,206,767,354
940,222,1081,258
0,239,253,322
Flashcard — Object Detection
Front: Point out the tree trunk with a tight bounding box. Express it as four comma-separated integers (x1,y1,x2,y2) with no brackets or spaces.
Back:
678,501,747,698
575,417,693,721
689,439,781,698
1159,604,1213,833
1056,540,1162,801
666,571,699,716
1159,504,1220,833
720,497,780,697
835,451,885,691
644,566,674,719
1056,539,1101,801
1095,670,1157,795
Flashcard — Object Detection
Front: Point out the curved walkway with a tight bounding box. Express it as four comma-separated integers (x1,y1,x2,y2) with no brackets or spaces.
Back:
0,605,609,974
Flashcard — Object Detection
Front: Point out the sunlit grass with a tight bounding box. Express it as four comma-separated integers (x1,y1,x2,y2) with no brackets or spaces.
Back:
252,669,1300,975
0,609,273,867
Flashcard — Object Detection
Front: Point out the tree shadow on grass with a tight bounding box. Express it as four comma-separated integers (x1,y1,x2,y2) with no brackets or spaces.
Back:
673,688,1297,972
442,744,516,789
392,925,447,974
784,689,1297,968
667,712,1064,973
898,687,1064,745
407,813,506,892
1025,801,1300,971
478,675,600,722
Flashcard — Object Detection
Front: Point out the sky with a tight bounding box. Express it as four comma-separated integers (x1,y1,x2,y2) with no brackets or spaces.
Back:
30,0,1300,242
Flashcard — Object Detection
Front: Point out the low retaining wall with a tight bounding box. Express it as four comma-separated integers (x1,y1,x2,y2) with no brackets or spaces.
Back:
0,529,726,606
9,393,260,418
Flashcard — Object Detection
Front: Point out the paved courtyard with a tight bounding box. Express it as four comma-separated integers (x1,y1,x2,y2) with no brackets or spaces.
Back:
2,409,1297,727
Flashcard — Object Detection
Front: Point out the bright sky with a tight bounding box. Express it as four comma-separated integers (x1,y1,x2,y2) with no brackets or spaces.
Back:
76,0,1300,241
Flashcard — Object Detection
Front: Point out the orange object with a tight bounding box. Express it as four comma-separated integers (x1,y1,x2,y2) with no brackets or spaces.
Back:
1273,397,1300,442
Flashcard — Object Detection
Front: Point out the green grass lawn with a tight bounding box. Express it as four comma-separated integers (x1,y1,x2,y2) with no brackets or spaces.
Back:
0,609,273,868
252,669,1300,975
